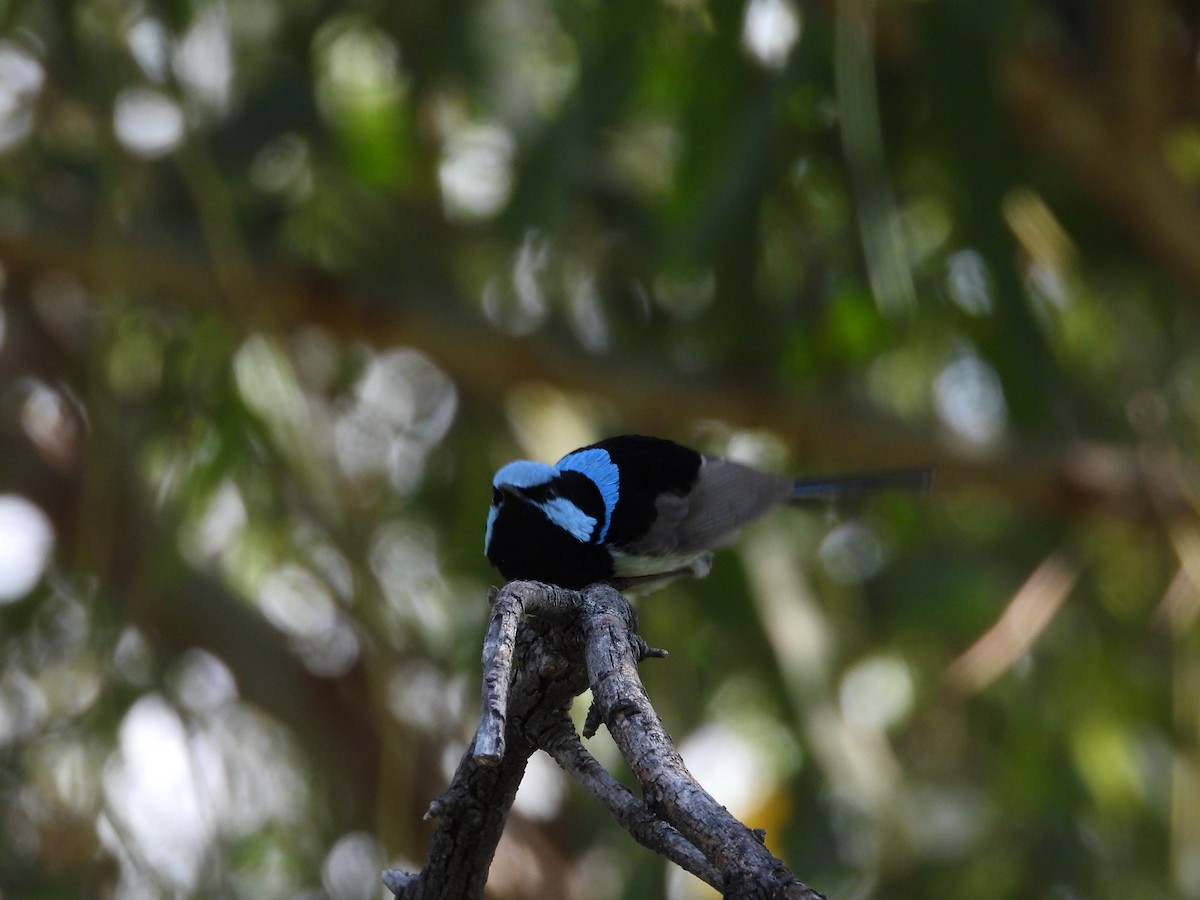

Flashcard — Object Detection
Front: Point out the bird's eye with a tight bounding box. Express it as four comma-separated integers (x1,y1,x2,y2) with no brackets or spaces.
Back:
492,487,503,505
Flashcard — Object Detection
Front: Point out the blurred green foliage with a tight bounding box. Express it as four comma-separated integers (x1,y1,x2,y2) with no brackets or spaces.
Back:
2,0,1200,898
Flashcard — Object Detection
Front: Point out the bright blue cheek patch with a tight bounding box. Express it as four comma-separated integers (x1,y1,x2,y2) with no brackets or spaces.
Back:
537,497,597,542
555,448,619,541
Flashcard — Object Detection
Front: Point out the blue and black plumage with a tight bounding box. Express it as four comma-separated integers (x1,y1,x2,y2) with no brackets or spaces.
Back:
485,434,932,590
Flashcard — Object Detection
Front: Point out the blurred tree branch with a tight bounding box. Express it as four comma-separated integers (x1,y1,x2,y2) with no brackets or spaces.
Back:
1003,34,1200,301
0,224,1163,523
808,0,1200,304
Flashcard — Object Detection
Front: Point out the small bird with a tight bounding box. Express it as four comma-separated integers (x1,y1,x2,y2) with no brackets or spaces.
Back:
485,434,932,590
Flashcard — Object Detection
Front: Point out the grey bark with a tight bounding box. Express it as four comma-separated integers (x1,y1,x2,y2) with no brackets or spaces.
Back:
384,581,825,900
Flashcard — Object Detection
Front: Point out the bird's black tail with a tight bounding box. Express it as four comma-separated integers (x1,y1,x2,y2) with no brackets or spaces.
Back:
789,466,935,504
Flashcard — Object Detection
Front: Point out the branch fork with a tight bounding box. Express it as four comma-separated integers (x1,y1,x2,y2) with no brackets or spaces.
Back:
384,581,824,900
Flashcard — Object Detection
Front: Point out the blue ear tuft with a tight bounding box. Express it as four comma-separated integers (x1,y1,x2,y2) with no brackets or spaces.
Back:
493,460,556,489
556,447,619,540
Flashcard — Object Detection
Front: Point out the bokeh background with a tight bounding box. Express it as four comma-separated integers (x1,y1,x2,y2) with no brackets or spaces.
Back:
2,0,1199,897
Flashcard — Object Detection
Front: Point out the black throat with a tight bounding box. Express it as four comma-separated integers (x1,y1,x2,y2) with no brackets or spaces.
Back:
486,494,614,589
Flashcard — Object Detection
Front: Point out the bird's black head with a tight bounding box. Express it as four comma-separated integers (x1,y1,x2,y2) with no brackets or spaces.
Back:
485,459,614,588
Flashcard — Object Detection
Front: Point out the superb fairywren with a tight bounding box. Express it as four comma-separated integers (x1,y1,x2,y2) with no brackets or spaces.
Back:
485,434,932,591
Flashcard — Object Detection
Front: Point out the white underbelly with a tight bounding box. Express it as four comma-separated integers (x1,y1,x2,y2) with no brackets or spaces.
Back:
608,549,713,579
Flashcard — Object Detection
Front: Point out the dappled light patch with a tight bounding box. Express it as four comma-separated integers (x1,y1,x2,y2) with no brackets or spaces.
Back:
0,496,53,603
0,41,43,151
933,349,1008,446
99,692,313,896
438,120,516,222
742,0,802,71
113,88,185,158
